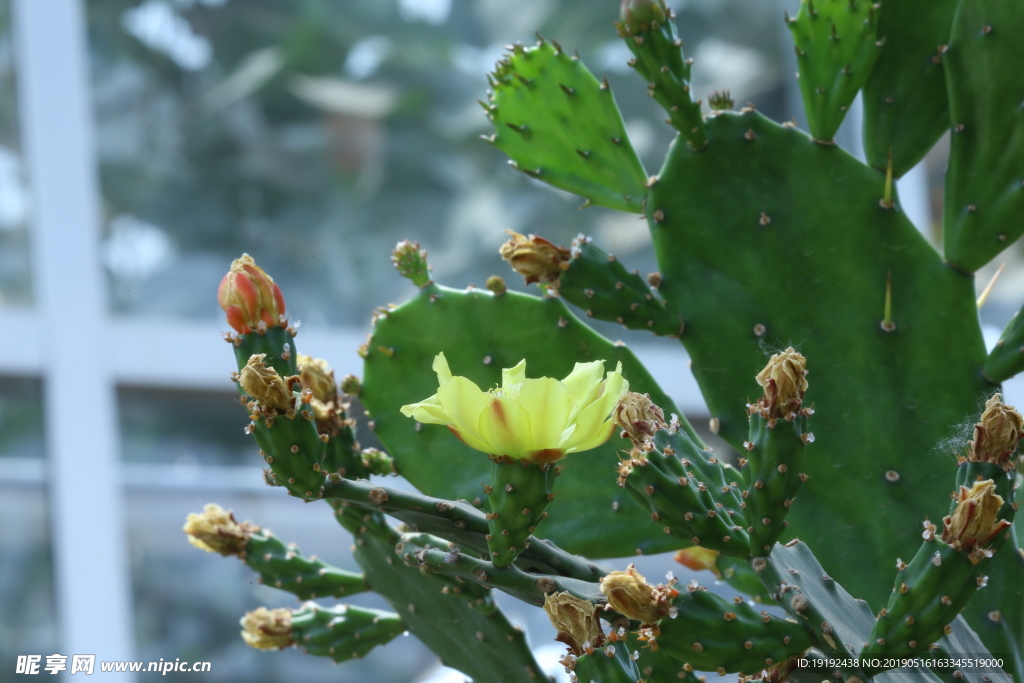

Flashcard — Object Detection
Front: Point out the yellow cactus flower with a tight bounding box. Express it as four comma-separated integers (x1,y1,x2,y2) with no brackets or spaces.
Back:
401,353,628,464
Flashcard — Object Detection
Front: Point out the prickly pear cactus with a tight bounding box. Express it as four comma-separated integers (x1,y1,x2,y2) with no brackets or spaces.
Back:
187,1,1024,681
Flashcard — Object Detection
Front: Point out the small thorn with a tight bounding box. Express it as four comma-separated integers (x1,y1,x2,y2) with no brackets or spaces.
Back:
881,270,895,332
575,149,590,159
977,263,1006,309
830,24,839,41
601,77,610,90
552,39,564,54
505,122,527,134
879,147,894,209
516,74,532,87
559,83,575,96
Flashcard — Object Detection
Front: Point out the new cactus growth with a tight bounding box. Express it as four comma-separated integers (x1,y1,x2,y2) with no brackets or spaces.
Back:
187,2,1024,680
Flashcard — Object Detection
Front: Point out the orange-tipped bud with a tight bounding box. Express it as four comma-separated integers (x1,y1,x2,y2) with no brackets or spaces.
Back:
968,394,1023,470
218,254,286,335
499,230,570,285
674,546,722,578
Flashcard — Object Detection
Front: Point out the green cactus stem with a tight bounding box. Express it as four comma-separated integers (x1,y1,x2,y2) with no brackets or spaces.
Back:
485,38,648,213
743,348,813,555
558,235,684,337
241,602,404,663
244,529,367,601
655,580,814,675
787,0,883,143
617,427,750,558
616,0,706,149
321,475,611,583
396,532,604,608
486,456,559,567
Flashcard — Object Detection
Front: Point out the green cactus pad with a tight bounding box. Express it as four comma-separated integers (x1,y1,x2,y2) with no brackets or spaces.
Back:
572,640,642,683
985,309,1024,382
618,6,706,149
485,39,648,213
788,0,883,143
245,528,366,601
743,411,810,555
619,429,749,557
486,457,558,567
655,582,814,675
559,237,684,337
647,109,991,608
941,0,1024,273
289,602,403,663
360,283,698,558
863,537,986,665
861,0,957,176
932,615,1018,683
340,508,544,682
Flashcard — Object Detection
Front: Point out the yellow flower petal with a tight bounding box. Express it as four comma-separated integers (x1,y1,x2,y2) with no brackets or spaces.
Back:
502,358,527,389
478,394,532,456
432,352,453,384
399,394,449,425
517,377,572,448
436,377,493,452
561,361,606,411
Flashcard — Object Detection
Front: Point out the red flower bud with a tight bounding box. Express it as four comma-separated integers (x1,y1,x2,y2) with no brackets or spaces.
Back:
218,254,286,335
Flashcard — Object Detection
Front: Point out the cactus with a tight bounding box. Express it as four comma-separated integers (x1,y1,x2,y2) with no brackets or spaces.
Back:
188,2,1024,680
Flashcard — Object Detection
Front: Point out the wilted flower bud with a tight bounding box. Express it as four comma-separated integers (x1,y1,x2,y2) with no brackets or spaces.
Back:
613,392,667,446
599,564,675,624
941,480,1011,562
499,230,570,285
218,254,286,335
543,592,603,656
616,0,669,37
183,503,256,556
239,354,296,413
240,607,293,650
968,394,1023,470
755,348,808,420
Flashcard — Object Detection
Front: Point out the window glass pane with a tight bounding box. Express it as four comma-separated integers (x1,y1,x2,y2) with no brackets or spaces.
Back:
88,0,786,326
0,376,43,458
0,0,32,308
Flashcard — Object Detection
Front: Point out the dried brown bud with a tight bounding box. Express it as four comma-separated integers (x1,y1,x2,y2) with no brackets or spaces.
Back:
941,480,1011,562
238,354,296,413
543,592,603,656
755,348,808,419
183,503,257,556
613,392,667,446
599,564,676,625
499,230,570,285
968,394,1023,470
240,607,293,650
297,355,343,429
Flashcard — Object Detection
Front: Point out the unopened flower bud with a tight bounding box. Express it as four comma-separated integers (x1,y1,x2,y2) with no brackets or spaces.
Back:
968,394,1023,470
674,546,722,579
599,564,675,624
499,230,570,285
218,254,286,335
613,392,667,446
183,503,256,556
391,240,432,288
486,275,507,295
239,354,296,412
941,480,1011,561
361,448,395,476
240,607,293,650
340,374,362,396
543,592,603,656
616,0,669,37
755,348,808,419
